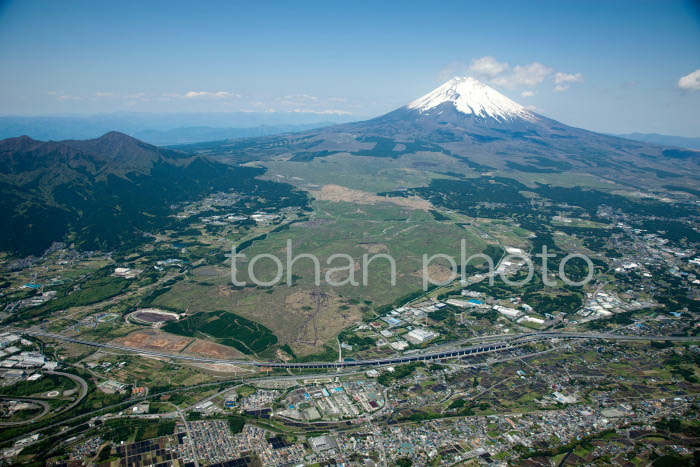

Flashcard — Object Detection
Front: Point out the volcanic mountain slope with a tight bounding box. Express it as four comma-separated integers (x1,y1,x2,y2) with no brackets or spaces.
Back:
0,132,306,256
180,77,699,189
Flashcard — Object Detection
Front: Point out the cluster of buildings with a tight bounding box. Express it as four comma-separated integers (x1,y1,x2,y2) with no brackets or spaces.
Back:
177,419,240,464
2,288,56,313
173,191,296,229
0,333,57,371
176,422,305,467
451,291,547,328
200,214,249,226
85,357,127,375
198,211,281,227
606,218,699,289
238,389,280,411
113,266,142,279
346,287,550,360
578,288,656,323
173,191,243,218
65,311,118,333
97,379,129,394
354,304,444,352
326,396,696,466
68,436,104,460
279,381,384,422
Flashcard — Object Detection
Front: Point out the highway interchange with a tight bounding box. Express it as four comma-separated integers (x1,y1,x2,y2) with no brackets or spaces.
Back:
2,326,699,451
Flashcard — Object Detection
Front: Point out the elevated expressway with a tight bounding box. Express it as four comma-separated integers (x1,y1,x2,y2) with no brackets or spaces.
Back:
10,328,699,369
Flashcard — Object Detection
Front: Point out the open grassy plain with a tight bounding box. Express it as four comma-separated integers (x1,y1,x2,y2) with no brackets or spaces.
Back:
151,199,501,355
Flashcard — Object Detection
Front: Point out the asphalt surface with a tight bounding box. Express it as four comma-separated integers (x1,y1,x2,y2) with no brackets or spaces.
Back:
0,398,50,427
10,327,700,369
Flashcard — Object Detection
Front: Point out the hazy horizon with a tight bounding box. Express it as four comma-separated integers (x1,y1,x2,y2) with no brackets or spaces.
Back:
1,0,699,136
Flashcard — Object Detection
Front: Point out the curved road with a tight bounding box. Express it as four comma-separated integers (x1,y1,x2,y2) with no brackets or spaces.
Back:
0,371,88,427
48,371,88,413
0,398,50,427
10,327,700,369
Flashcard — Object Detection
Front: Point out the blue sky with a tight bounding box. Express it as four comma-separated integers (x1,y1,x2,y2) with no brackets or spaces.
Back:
1,0,699,135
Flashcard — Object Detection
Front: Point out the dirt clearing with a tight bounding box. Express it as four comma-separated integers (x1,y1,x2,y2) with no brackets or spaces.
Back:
112,330,192,353
311,184,432,210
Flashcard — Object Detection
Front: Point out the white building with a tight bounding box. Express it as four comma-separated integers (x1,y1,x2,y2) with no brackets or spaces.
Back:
494,305,521,319
405,328,438,344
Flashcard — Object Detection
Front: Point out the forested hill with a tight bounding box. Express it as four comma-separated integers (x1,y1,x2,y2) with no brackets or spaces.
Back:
0,132,308,256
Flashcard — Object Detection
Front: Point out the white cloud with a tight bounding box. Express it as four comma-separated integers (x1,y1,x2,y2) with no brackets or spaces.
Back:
184,91,209,98
554,72,584,91
95,91,113,97
678,69,700,92
278,94,319,105
214,91,239,98
505,62,554,87
184,90,237,99
555,72,584,84
441,56,583,94
468,56,510,78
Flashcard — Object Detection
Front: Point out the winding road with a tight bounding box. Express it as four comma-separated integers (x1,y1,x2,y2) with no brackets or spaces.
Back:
0,371,87,427
0,398,50,427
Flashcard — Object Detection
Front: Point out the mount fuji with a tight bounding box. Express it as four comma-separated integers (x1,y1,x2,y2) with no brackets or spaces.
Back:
407,76,536,122
180,77,699,188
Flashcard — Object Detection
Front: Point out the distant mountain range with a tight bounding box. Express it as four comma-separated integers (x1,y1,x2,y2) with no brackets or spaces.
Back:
0,113,355,145
0,132,306,256
1,78,697,257
615,133,700,150
181,77,699,189
132,125,334,145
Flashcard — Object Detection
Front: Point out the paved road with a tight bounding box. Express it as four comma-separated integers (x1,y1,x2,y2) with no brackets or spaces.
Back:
0,366,389,449
0,398,50,427
10,327,700,369
48,371,89,414
0,371,88,427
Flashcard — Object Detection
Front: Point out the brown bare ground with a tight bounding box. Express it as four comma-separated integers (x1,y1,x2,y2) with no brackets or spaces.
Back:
112,330,192,353
358,242,389,254
283,289,362,356
187,362,253,373
311,184,432,210
412,263,456,284
216,284,234,298
185,339,245,360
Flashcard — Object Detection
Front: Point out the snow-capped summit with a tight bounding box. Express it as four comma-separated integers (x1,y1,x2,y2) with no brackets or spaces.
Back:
407,76,536,122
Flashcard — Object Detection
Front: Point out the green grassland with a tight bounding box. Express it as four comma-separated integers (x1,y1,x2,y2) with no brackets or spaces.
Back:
497,169,624,191
261,149,633,195
151,199,499,355
262,152,465,192
80,352,218,388
239,200,487,296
